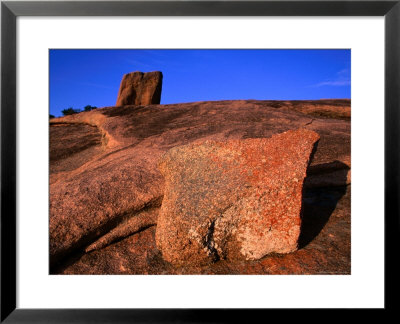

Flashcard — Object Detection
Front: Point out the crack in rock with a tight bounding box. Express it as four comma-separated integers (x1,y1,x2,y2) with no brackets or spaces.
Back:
304,118,315,127
204,219,220,262
85,197,162,252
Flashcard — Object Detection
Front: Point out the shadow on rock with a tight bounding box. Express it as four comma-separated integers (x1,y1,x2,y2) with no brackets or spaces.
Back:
298,161,350,249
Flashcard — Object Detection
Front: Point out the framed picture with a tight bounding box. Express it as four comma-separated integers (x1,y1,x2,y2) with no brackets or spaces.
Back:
1,0,398,321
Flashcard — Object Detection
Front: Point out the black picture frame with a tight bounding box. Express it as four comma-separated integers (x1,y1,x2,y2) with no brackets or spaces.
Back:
1,0,398,321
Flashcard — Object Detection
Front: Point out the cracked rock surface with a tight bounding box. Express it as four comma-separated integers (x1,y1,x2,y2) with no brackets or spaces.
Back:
49,99,350,274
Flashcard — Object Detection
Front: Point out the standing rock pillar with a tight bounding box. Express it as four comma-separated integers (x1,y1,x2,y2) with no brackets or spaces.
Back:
116,71,163,106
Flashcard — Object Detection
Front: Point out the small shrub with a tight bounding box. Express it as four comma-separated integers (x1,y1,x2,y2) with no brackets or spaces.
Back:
61,107,81,116
84,105,97,112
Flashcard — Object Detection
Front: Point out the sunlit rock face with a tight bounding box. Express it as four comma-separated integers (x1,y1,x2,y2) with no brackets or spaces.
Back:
116,71,163,106
49,99,350,275
156,129,320,266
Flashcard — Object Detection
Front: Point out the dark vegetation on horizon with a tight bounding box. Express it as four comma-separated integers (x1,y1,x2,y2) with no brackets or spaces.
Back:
50,105,98,119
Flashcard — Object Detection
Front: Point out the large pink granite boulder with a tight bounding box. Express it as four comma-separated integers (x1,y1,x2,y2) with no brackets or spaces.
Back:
156,129,320,266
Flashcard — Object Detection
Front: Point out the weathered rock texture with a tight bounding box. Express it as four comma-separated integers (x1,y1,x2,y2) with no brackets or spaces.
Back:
50,123,103,174
115,71,162,106
156,129,320,266
49,99,350,275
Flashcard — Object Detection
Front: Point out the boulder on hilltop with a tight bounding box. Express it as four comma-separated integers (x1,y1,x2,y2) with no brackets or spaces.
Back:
116,71,163,106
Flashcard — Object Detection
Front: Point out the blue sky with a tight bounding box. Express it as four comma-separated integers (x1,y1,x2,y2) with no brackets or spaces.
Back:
49,49,350,117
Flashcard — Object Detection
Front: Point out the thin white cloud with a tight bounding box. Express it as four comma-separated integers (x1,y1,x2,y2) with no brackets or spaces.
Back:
311,68,350,87
337,68,349,76
313,80,351,87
